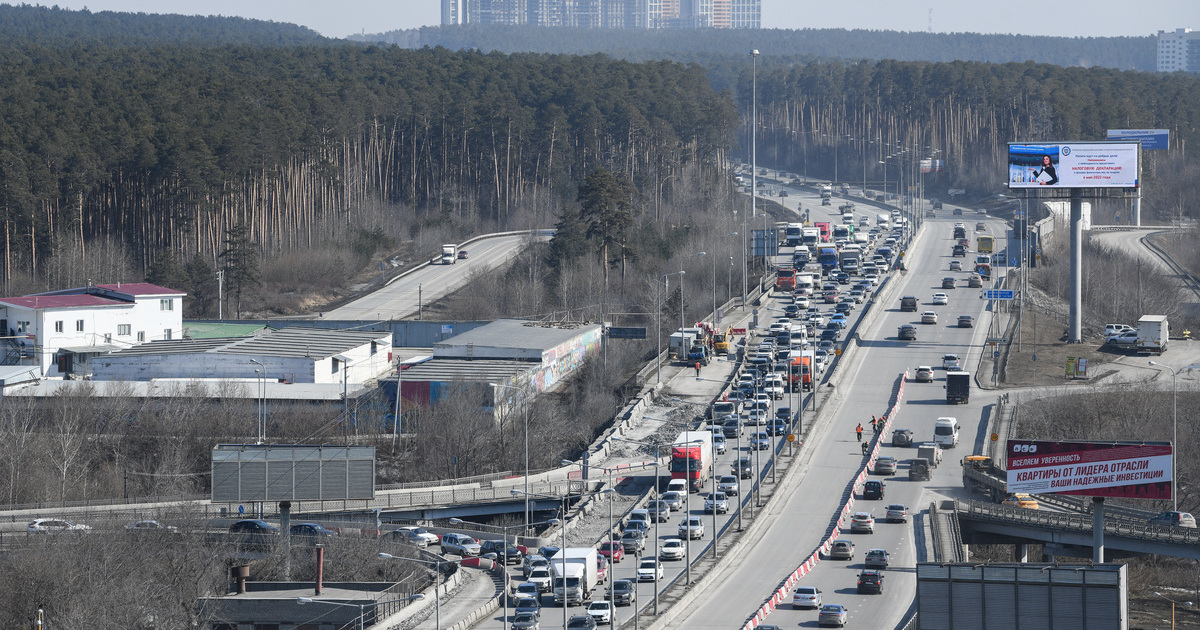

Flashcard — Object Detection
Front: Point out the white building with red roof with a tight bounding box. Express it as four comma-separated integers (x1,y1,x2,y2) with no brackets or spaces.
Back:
0,282,185,377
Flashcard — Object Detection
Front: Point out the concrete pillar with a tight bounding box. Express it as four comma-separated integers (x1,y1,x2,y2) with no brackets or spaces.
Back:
1093,497,1105,563
1069,189,1083,343
1015,543,1029,563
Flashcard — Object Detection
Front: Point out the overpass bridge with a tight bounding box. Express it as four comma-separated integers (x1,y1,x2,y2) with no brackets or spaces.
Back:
954,498,1200,561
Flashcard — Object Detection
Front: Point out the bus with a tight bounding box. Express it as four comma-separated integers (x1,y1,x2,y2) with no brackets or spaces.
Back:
978,235,994,254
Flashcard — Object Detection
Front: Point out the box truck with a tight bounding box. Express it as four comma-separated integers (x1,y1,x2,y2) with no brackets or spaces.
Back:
441,244,458,264
946,371,970,404
550,547,599,605
1137,315,1169,355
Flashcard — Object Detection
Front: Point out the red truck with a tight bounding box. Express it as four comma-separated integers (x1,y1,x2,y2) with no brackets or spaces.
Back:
776,268,796,291
814,222,832,242
671,431,714,492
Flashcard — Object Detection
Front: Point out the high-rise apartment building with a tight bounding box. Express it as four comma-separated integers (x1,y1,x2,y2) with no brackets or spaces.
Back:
1157,28,1199,73
440,0,759,28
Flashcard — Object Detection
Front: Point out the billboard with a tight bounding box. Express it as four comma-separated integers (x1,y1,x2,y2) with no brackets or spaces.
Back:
1006,440,1172,499
1107,128,1169,151
1008,142,1139,189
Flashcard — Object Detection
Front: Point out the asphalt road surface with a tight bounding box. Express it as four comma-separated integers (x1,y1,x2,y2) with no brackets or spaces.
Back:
325,232,544,320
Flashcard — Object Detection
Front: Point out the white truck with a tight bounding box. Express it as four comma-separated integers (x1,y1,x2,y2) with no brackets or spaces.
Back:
551,547,600,605
877,213,890,226
669,330,698,361
801,227,821,246
1136,315,1169,355
441,244,458,264
820,184,833,198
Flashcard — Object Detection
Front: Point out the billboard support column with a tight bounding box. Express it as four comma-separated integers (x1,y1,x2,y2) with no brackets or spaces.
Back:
1092,497,1105,563
1070,188,1083,343
1134,189,1142,227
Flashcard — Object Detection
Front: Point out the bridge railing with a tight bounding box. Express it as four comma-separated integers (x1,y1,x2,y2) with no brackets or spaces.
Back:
958,499,1200,545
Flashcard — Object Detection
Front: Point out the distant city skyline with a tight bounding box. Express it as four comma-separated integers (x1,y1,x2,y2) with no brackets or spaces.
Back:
29,0,1200,40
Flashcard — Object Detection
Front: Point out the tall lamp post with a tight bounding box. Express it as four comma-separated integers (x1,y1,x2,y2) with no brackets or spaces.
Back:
713,233,738,324
680,252,706,333
249,358,265,443
658,271,685,384
1147,361,1198,511
614,438,665,613
490,382,531,528
750,49,760,218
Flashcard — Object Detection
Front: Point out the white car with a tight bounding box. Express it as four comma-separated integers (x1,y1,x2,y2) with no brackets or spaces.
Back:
394,526,439,547
28,518,91,533
931,292,949,305
637,558,664,582
921,311,938,324
658,537,686,561
793,585,823,609
717,475,740,496
704,492,729,514
586,600,613,625
942,354,961,370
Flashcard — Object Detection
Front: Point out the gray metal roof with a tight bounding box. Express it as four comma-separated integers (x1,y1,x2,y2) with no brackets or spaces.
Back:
107,327,390,360
434,319,600,354
398,359,536,383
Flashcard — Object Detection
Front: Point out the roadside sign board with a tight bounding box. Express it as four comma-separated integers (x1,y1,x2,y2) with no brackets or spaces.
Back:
1006,440,1172,499
607,327,647,339
983,289,1015,300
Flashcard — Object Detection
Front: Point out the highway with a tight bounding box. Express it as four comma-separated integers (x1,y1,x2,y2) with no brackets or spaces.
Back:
324,231,548,320
665,183,1010,629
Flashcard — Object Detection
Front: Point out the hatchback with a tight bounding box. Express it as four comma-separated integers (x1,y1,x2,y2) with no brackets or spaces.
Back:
942,354,961,370
679,517,705,539
1149,511,1198,528
599,541,624,563
586,601,612,625
829,540,855,560
637,558,664,582
717,475,740,496
704,492,729,514
793,585,823,609
914,366,934,382
949,260,963,271
750,431,771,450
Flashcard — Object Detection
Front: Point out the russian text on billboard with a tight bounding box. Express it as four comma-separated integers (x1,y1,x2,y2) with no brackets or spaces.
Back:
1006,440,1171,499
1007,142,1139,189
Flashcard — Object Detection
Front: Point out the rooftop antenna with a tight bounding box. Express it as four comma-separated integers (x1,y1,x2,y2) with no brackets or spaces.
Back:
927,8,932,32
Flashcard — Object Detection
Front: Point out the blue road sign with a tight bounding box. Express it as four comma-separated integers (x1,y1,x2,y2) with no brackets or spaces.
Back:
984,289,1015,300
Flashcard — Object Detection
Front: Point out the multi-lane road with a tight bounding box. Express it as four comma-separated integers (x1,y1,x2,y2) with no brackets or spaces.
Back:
671,185,1008,629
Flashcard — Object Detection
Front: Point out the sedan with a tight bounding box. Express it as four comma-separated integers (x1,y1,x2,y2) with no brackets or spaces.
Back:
850,512,875,533
717,475,740,496
942,277,957,289
864,548,890,569
793,585,823,609
661,490,685,511
958,315,975,328
949,260,963,271
885,504,909,523
750,431,771,450
704,492,729,514
914,366,934,382
659,537,686,561
679,517,705,540
921,311,938,324
818,604,848,627
290,523,339,540
873,456,897,475
828,313,848,329
767,418,788,437
393,526,439,547
599,541,624,563
514,597,541,616
646,500,671,522
125,520,178,533
586,601,612,625
512,612,540,630
637,558,664,582
834,301,852,315
848,288,865,303
931,292,949,305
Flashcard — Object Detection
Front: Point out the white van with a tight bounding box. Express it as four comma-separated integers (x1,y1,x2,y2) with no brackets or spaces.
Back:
933,417,960,448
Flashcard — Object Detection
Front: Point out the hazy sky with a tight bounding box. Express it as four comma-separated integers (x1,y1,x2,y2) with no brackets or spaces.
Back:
31,0,1200,40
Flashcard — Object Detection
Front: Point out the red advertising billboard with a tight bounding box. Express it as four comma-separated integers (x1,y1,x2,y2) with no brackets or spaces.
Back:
1006,440,1172,499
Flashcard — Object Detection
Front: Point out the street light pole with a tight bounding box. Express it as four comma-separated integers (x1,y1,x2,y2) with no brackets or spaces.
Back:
1148,361,1194,512
750,49,759,218
658,271,684,384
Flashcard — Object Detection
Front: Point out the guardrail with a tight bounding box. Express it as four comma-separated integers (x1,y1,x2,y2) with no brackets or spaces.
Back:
957,498,1200,546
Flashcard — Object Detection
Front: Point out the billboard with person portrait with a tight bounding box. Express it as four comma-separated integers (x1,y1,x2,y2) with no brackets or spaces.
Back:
1008,142,1139,189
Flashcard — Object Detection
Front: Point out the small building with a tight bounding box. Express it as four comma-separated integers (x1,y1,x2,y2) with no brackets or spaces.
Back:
0,282,184,377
